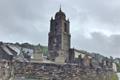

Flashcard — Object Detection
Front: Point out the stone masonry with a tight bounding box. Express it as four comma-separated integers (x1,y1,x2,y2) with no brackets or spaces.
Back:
14,62,118,80
48,8,71,63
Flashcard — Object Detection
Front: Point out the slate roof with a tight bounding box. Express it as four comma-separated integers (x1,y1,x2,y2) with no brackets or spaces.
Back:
0,44,17,60
0,45,13,60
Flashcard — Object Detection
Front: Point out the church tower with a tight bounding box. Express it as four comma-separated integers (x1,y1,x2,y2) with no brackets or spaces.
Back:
48,8,71,63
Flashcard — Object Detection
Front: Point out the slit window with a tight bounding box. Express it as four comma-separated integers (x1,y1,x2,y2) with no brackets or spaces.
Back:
64,23,67,32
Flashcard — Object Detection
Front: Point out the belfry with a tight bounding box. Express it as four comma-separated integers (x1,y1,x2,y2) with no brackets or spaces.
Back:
48,8,71,63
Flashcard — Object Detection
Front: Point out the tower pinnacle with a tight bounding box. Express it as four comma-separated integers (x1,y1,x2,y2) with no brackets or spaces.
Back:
59,4,62,12
55,5,66,19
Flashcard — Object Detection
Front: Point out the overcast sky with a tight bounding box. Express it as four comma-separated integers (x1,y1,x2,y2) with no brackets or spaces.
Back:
0,0,120,57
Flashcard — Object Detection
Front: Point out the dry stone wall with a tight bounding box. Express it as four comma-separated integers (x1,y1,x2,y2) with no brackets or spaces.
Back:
14,62,118,80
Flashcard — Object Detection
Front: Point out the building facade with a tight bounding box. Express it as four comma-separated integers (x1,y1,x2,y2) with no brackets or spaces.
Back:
48,8,71,63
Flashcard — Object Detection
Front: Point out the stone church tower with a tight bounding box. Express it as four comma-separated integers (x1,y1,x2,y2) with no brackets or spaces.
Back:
48,8,71,63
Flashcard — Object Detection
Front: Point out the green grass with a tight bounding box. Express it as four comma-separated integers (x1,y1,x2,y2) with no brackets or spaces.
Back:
111,73,119,80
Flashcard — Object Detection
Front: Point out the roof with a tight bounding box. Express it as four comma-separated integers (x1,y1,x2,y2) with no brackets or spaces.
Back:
0,43,20,60
0,45,13,60
70,48,90,54
55,8,66,19
8,44,21,55
1,45,13,55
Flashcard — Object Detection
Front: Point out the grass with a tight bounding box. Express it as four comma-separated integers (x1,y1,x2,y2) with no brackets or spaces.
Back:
111,73,119,80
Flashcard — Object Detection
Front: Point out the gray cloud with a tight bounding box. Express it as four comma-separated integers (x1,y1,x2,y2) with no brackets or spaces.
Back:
0,0,120,57
72,32,120,57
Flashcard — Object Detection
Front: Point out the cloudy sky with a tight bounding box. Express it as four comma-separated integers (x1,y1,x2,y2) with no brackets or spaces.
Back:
0,0,120,57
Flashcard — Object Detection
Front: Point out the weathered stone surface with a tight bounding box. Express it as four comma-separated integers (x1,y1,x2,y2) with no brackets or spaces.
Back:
13,62,118,80
48,8,71,62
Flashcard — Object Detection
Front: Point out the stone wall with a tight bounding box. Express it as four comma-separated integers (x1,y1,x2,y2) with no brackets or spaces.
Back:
14,62,118,80
0,61,14,80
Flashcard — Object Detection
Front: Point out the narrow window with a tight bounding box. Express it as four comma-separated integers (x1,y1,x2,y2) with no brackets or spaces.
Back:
64,23,67,32
55,22,57,32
